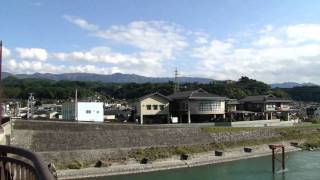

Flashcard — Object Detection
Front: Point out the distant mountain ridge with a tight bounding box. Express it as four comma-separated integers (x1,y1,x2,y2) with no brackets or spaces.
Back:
2,72,318,87
270,82,318,88
1,72,215,84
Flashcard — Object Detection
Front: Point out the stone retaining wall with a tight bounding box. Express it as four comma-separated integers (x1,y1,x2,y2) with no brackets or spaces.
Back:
11,120,281,164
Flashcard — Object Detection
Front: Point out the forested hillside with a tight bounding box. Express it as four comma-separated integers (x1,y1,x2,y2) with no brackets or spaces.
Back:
281,86,320,102
1,76,290,101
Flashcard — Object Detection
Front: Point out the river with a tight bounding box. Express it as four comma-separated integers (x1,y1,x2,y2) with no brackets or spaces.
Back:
90,151,320,180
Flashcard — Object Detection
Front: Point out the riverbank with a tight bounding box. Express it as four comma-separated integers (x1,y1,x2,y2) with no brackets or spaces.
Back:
57,141,302,180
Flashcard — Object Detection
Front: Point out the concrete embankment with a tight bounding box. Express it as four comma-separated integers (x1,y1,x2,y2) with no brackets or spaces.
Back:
57,142,302,180
10,120,282,166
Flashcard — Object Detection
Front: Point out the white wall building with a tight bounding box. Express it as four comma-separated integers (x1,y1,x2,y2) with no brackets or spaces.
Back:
62,102,104,122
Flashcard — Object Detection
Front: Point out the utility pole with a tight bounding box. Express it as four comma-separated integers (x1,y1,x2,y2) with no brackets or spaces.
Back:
75,89,78,121
0,41,2,125
27,93,35,119
174,68,180,93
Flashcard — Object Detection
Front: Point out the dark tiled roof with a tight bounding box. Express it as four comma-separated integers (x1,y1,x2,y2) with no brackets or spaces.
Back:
239,95,291,103
168,88,227,100
104,109,130,115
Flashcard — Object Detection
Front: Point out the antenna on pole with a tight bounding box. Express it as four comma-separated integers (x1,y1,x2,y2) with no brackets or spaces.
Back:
174,68,180,93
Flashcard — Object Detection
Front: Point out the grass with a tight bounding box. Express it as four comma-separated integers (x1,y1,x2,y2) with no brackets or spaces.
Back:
201,126,260,133
67,160,88,169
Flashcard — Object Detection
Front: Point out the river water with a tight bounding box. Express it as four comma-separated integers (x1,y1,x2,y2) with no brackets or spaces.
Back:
91,151,320,180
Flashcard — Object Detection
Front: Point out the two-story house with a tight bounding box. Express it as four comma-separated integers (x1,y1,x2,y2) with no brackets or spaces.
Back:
135,92,171,124
135,89,228,124
168,89,227,123
239,95,291,120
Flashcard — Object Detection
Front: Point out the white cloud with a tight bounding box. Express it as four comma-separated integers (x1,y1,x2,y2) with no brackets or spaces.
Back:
15,48,48,61
253,36,283,47
53,46,139,64
7,20,320,84
52,46,169,76
260,25,273,34
63,15,99,31
195,36,209,44
286,24,320,44
2,47,11,58
192,36,320,83
193,40,233,60
94,21,188,58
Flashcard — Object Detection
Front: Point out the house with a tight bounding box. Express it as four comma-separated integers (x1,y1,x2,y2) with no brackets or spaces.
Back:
62,102,104,122
314,107,320,118
135,92,171,124
226,99,239,112
239,95,291,120
306,106,320,119
168,89,228,123
104,109,131,122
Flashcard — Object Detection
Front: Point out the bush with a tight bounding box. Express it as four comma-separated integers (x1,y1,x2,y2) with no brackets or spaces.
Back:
67,160,84,169
311,118,320,124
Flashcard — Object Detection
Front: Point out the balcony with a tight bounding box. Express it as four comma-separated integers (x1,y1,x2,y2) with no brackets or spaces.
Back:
0,145,56,180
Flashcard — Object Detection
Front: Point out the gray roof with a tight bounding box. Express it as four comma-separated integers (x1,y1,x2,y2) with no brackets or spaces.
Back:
168,88,227,101
239,95,291,103
138,92,171,101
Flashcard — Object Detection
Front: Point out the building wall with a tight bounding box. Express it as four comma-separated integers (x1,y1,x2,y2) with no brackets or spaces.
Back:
62,103,75,121
314,108,320,118
137,96,169,116
62,102,104,122
77,102,104,122
189,100,225,115
265,103,290,111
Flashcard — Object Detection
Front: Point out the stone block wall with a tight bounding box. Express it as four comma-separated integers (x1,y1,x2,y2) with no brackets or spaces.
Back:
11,120,281,164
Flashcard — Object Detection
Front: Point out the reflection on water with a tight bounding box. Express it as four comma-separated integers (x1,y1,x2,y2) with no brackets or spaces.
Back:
90,151,320,180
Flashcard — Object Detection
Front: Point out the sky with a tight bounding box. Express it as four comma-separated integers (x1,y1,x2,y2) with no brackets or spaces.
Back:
1,0,320,84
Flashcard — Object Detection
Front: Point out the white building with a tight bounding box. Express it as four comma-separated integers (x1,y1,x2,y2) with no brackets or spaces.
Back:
62,102,104,122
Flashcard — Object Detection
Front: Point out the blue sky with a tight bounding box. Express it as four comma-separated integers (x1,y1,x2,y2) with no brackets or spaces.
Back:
2,0,320,83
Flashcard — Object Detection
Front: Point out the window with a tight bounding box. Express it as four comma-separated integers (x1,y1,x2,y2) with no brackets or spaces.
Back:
199,101,221,111
153,105,158,110
160,105,165,110
146,105,151,110
86,110,91,114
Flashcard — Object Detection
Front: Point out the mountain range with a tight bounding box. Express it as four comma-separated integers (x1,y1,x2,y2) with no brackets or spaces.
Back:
270,82,318,88
2,72,318,88
1,72,215,84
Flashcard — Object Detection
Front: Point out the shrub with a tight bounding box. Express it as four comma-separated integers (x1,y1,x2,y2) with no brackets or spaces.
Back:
67,160,84,169
311,118,320,124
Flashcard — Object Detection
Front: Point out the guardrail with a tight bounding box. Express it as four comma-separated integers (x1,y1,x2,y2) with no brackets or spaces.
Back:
0,145,56,180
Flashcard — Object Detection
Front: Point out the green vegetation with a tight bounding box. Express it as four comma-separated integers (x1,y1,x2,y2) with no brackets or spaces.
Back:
67,160,88,169
311,118,320,124
282,86,320,102
201,126,260,133
2,76,290,101
128,125,320,163
302,135,320,149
